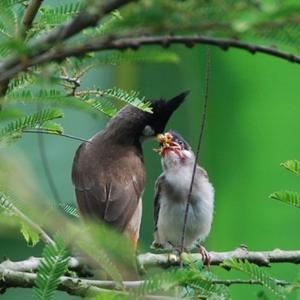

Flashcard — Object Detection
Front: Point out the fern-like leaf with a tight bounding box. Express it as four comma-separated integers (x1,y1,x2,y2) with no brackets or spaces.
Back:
33,237,69,300
0,108,63,145
78,87,152,114
133,267,229,299
222,259,286,299
104,87,152,112
7,73,36,92
133,269,183,297
59,203,79,218
280,160,300,176
270,191,300,208
0,191,14,211
31,3,83,36
20,221,40,247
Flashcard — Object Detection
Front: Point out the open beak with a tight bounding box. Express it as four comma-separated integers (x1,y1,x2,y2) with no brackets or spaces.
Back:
153,133,184,158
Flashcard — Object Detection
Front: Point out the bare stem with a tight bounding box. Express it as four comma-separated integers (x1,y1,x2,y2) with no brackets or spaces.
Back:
22,129,91,143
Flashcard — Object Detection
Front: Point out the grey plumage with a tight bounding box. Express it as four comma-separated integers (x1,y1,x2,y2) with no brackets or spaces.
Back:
152,131,214,250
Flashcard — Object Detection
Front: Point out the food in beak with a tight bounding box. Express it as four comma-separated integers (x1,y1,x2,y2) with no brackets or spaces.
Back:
154,132,184,158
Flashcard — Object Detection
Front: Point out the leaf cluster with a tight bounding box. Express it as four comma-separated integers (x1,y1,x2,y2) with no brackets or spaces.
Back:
270,160,300,208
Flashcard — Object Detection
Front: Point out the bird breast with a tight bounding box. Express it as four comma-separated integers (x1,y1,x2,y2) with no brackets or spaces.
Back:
157,168,214,249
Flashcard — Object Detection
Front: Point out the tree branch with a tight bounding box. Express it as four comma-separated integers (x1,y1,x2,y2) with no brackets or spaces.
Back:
1,34,300,84
138,248,300,269
22,0,44,33
0,0,133,80
1,249,298,296
0,268,177,299
0,266,292,298
2,248,300,275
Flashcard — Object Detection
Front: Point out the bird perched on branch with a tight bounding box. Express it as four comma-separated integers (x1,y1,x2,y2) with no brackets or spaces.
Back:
152,131,214,259
71,92,187,249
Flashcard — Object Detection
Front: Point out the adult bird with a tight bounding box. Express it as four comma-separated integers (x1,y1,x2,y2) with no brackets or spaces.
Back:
152,131,214,260
72,92,188,249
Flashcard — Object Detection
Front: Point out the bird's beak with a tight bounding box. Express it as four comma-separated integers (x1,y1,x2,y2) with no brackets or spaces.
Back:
153,133,184,158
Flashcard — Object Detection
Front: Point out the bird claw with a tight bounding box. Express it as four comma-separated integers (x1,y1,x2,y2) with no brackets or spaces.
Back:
198,245,211,268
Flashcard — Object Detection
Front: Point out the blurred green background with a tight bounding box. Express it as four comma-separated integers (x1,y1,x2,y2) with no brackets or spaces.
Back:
1,12,300,300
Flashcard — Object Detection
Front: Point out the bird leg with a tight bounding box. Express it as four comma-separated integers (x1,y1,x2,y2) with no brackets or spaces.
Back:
197,245,211,268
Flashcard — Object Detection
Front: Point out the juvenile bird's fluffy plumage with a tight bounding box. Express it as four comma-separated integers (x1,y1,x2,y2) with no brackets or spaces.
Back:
153,131,214,250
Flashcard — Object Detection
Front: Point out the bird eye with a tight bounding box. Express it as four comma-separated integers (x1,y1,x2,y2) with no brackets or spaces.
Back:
177,140,184,147
142,125,155,137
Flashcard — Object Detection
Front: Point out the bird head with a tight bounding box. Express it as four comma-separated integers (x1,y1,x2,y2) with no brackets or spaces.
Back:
154,131,194,168
141,91,189,138
104,91,188,145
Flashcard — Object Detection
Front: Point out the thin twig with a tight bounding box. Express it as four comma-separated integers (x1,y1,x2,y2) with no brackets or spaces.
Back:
1,34,300,83
22,129,91,143
179,48,211,266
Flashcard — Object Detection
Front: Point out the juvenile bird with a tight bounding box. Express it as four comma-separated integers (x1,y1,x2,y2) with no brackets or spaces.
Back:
152,131,214,257
72,93,188,249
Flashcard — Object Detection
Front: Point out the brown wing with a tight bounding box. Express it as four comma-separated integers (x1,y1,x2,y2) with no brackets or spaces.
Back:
153,174,164,232
72,142,145,232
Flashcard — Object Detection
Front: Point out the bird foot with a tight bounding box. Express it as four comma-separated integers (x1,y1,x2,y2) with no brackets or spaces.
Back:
198,245,211,268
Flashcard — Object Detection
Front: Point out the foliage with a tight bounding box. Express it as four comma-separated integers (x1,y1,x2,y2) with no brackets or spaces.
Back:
33,236,69,300
222,259,287,299
59,203,80,219
270,160,300,208
20,221,40,247
0,1,299,300
270,191,300,208
280,160,300,176
0,108,64,146
133,262,230,299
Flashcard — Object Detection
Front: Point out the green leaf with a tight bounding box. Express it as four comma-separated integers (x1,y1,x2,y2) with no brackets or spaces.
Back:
30,3,83,36
133,266,230,299
280,160,300,176
59,203,79,218
0,108,64,146
0,191,14,211
20,222,40,247
7,73,35,92
104,87,152,112
270,191,300,208
33,236,69,300
39,121,64,134
222,259,286,299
